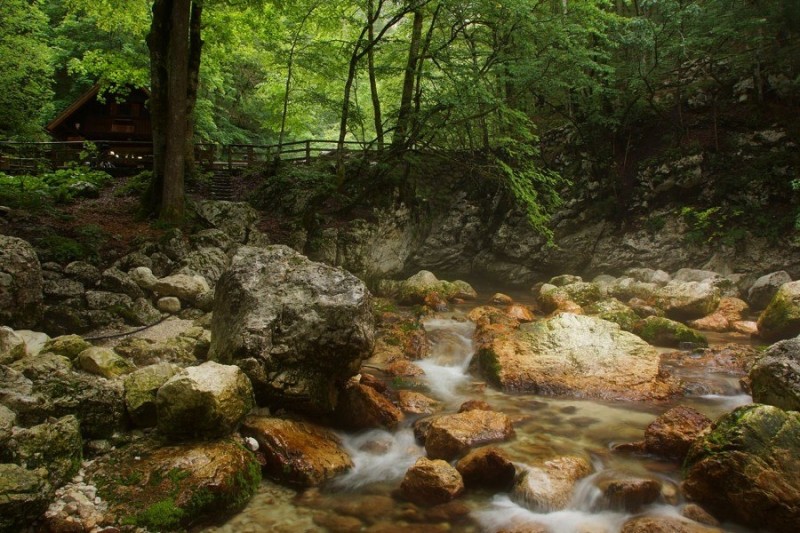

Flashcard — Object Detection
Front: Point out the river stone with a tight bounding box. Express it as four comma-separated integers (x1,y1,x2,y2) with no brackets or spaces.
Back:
688,297,749,332
748,271,791,310
621,516,723,533
0,235,43,329
6,414,82,487
336,381,404,430
644,406,712,461
400,457,464,506
129,266,158,290
42,334,91,361
510,456,593,512
15,330,49,357
585,298,639,332
156,361,254,440
608,277,659,302
455,446,516,490
77,346,135,379
157,296,181,314
123,363,181,427
0,326,27,365
749,336,800,411
424,409,514,460
757,280,800,341
152,273,211,306
682,404,800,532
635,316,708,348
86,437,261,531
114,336,197,367
209,245,374,415
625,268,671,286
595,473,662,512
655,280,720,320
397,390,438,415
240,415,353,487
0,463,52,532
477,313,678,401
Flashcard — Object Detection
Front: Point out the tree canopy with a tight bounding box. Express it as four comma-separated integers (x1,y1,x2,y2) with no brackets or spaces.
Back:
2,0,798,222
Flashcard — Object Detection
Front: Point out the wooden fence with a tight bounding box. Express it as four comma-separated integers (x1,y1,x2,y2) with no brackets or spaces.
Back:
0,139,377,174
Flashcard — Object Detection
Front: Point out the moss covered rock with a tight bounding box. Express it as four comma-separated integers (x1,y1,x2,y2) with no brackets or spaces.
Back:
586,298,639,332
124,362,181,427
77,347,136,379
88,437,261,531
757,280,800,342
156,361,254,440
655,280,720,320
4,415,82,488
749,336,800,411
635,316,708,348
0,463,51,532
683,404,800,532
41,334,91,361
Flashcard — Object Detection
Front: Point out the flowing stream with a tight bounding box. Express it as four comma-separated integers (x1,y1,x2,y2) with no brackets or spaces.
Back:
204,312,758,533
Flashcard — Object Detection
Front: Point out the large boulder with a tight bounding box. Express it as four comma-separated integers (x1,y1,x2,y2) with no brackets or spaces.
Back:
400,457,464,506
0,235,43,329
748,271,792,310
476,313,678,401
240,416,352,487
655,280,720,320
156,361,254,440
173,247,229,287
81,437,261,531
757,281,800,341
424,409,514,460
510,456,592,512
688,297,749,332
209,245,374,415
749,336,800,411
0,463,52,532
683,404,800,532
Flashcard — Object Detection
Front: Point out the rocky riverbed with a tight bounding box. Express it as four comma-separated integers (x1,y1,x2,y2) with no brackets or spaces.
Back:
2,200,800,533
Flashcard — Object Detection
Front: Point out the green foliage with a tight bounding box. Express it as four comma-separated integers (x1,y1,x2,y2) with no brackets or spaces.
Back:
123,498,185,530
0,167,112,209
680,206,748,247
35,224,107,263
0,0,54,139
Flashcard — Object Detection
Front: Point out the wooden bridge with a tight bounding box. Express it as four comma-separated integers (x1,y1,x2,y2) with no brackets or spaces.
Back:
0,139,377,175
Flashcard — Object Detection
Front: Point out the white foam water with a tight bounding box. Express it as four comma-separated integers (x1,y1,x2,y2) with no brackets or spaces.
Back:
415,318,476,403
330,429,423,490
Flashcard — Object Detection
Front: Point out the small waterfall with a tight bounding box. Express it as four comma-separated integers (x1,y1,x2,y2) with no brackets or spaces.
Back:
331,429,423,490
415,318,476,403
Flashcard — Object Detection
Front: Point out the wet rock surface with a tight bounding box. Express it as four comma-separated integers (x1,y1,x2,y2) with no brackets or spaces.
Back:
749,335,800,411
400,457,464,506
683,404,800,532
424,409,514,460
209,245,374,415
510,455,593,512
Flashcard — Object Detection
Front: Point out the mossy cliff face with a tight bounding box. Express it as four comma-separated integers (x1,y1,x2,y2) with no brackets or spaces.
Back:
682,404,800,533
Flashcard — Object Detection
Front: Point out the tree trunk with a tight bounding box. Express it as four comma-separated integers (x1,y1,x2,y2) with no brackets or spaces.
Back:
280,2,318,150
393,8,423,150
161,0,191,223
367,0,384,151
144,0,171,216
184,0,203,185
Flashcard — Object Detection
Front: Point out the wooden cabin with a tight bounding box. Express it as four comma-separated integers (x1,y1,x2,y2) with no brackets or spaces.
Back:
46,85,152,142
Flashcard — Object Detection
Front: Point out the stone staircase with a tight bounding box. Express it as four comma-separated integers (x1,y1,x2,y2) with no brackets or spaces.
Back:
210,170,234,201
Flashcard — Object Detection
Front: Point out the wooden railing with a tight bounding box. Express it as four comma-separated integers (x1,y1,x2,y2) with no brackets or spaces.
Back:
0,139,377,174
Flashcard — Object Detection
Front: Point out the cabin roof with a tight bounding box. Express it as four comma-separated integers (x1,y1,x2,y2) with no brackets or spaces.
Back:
46,84,150,133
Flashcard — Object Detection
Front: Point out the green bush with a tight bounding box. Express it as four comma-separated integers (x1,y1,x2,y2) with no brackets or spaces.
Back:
0,166,112,209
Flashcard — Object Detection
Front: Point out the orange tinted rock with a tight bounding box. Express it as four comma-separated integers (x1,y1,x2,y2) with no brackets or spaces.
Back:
458,399,492,412
510,456,592,511
397,390,438,415
425,410,514,460
336,382,403,430
400,457,464,506
385,359,424,377
506,304,535,322
491,293,514,305
241,416,352,487
644,406,712,461
621,516,722,533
